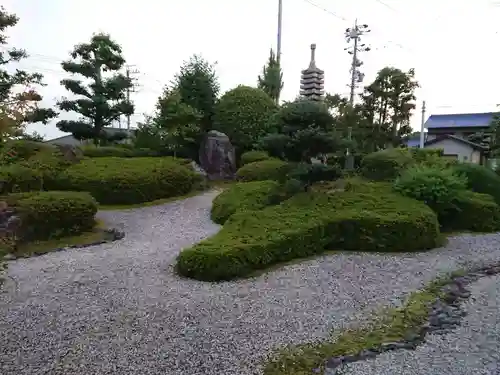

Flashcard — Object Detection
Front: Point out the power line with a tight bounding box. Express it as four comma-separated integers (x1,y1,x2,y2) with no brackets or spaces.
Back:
300,0,347,21
373,0,397,12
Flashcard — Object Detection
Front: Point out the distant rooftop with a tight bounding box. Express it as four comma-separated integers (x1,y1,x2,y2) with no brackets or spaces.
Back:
425,112,497,129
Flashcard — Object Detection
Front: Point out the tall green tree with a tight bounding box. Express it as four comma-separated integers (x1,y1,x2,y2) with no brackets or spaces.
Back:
172,54,219,132
257,49,283,103
0,6,57,142
56,33,134,144
361,67,419,148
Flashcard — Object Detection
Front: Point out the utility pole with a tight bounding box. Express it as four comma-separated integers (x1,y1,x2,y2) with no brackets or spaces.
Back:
344,20,371,169
277,0,283,66
419,100,426,148
125,65,139,130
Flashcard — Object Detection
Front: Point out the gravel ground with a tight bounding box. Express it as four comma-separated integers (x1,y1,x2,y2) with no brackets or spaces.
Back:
340,274,500,375
2,190,500,375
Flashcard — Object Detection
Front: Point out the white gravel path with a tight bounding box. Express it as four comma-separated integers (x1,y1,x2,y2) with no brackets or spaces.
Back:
340,274,500,375
1,190,500,375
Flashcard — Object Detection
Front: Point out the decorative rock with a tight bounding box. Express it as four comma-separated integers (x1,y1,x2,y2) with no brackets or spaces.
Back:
198,130,236,181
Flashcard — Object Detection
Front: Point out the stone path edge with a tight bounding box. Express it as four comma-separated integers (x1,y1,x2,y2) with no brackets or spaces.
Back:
318,262,500,374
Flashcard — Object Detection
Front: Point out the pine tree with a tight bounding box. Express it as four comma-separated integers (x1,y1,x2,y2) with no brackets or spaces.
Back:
0,6,57,141
257,48,284,103
56,33,134,144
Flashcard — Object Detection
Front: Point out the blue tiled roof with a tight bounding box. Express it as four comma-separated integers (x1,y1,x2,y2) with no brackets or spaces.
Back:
425,112,497,129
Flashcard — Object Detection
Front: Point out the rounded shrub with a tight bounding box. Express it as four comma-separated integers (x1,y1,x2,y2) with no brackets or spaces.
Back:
240,150,270,166
361,148,414,181
235,158,291,182
439,191,500,232
393,165,467,214
81,146,158,158
453,163,500,205
211,180,279,224
176,191,440,281
288,163,341,188
6,191,97,241
50,157,198,205
214,85,277,152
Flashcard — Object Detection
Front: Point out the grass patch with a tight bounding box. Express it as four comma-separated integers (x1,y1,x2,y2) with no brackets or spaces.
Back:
262,273,456,375
12,220,111,258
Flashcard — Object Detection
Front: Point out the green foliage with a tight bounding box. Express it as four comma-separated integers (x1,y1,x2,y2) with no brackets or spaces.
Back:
235,158,291,182
173,54,219,132
439,191,500,232
361,148,414,181
80,145,158,158
258,99,339,162
240,150,270,166
176,191,440,281
0,141,71,193
214,85,277,152
6,191,97,241
257,48,283,103
211,180,279,224
0,6,57,141
326,153,364,169
343,177,393,194
56,33,134,144
288,163,341,189
453,163,500,205
50,157,198,205
393,165,467,214
360,67,419,147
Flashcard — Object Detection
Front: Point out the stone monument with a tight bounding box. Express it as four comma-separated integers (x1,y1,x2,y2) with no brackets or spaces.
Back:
300,43,325,101
198,130,236,180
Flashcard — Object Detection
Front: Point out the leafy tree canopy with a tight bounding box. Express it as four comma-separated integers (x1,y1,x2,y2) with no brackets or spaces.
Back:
257,49,283,103
0,6,57,142
56,33,134,144
214,85,277,153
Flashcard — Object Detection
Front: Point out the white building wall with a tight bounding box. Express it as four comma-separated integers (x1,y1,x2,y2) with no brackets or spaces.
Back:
424,138,480,163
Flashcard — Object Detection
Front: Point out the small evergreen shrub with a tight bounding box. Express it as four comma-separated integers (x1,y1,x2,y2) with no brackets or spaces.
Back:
235,158,292,182
288,163,341,189
453,163,500,205
7,191,97,241
393,165,468,214
240,150,270,166
361,148,414,181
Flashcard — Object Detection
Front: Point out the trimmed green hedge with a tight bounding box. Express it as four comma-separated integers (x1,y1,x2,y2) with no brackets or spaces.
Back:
236,158,291,182
50,157,199,205
80,146,159,158
240,150,271,166
361,148,414,181
5,191,97,241
176,191,440,281
453,163,500,205
211,180,279,224
440,191,500,232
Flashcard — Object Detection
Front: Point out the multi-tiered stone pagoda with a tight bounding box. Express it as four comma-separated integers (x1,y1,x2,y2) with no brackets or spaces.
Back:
300,43,325,101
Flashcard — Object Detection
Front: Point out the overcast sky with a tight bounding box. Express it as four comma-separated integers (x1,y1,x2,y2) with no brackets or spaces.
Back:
3,0,500,139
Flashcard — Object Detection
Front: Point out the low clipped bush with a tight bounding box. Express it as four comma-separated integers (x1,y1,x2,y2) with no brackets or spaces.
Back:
0,140,52,165
0,142,73,193
211,180,279,224
453,163,500,205
176,191,440,281
361,148,414,181
343,177,393,194
50,157,198,205
236,158,291,182
81,146,158,158
240,150,270,166
288,163,341,188
393,166,468,214
6,191,97,241
439,191,500,232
